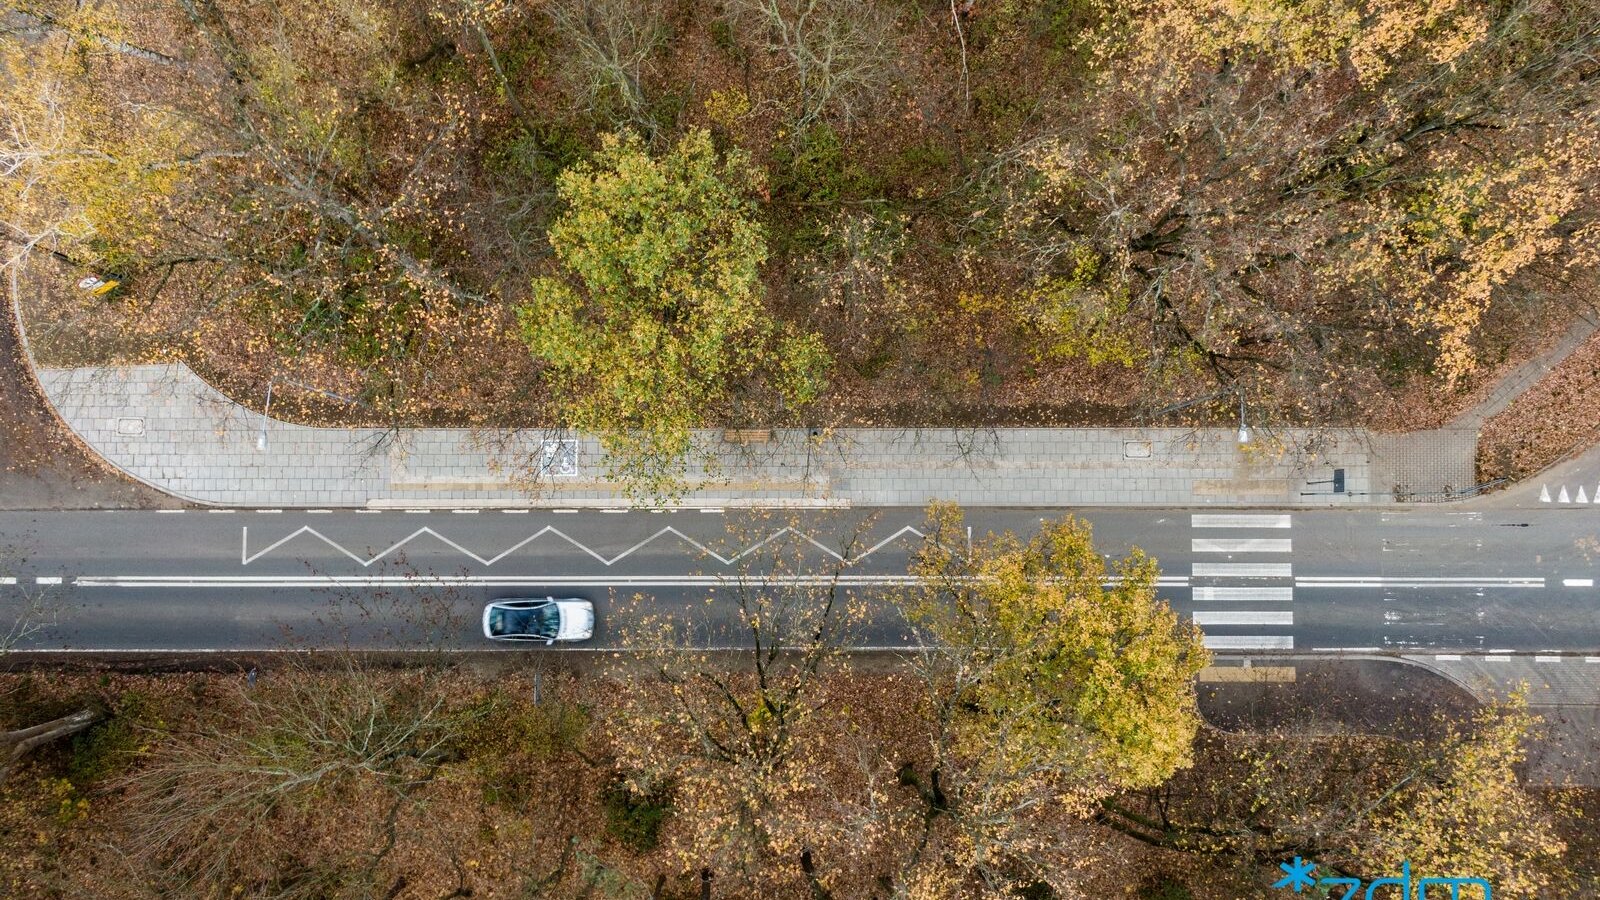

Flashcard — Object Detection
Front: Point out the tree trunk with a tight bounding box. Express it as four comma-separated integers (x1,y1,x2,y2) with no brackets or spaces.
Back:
0,708,101,782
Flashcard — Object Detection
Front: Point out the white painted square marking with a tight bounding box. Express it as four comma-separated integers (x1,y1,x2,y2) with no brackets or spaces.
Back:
1482,655,1510,662
1203,635,1294,650
1435,654,1462,661
1192,611,1294,626
1191,514,1292,529
1536,655,1563,663
1191,586,1294,603
1563,578,1594,587
1192,538,1292,553
1192,563,1293,578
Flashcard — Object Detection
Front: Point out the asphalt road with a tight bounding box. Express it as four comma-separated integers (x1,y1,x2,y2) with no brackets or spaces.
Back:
3,506,1600,653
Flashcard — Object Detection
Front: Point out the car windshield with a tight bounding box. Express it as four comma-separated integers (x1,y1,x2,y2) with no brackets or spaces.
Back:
490,604,560,639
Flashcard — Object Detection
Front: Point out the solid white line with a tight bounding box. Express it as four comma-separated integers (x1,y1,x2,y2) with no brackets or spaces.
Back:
405,509,431,514
1536,655,1563,663
356,509,382,514
1563,578,1594,587
1203,635,1294,650
1312,646,1380,652
157,509,185,514
35,577,61,585
1435,654,1462,661
1297,576,1544,588
1192,611,1293,626
700,508,725,514
256,509,282,514
1192,538,1292,553
1191,586,1293,603
552,509,579,514
207,509,236,514
452,510,480,514
1191,514,1292,529
503,510,531,514
601,509,628,514
1192,563,1292,578
73,574,1193,588
307,509,332,514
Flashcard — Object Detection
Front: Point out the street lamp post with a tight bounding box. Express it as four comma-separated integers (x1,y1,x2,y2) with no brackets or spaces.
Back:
256,380,274,450
1236,387,1251,445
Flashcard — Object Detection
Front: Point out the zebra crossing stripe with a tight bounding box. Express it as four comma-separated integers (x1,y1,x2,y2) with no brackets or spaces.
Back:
1192,611,1293,626
1190,514,1292,529
1192,586,1294,603
1192,538,1292,553
1203,635,1294,650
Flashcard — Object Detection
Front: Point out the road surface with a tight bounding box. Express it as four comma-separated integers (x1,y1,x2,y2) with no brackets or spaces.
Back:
4,506,1600,654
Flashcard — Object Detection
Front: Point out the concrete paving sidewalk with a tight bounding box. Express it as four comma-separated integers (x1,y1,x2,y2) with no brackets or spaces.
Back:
33,363,1476,508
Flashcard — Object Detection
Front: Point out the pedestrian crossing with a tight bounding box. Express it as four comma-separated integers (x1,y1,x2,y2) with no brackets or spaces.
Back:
1189,513,1294,651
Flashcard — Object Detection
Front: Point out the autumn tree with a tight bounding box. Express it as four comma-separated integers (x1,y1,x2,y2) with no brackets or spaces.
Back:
732,0,899,133
546,0,666,133
520,129,828,498
891,503,1209,893
1101,692,1576,898
115,566,487,896
0,2,192,275
605,513,871,895
984,0,1600,410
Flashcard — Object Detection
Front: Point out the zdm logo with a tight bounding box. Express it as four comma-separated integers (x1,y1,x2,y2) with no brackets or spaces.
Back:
1273,857,1492,899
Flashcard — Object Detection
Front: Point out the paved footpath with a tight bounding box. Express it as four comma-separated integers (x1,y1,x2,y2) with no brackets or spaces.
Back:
34,363,1474,508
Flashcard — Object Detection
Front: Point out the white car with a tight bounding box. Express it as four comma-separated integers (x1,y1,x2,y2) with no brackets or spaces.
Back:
482,597,595,644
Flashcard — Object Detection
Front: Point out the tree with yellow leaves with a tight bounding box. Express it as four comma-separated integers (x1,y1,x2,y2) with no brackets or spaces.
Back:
521,129,829,499
891,502,1209,894
0,2,192,275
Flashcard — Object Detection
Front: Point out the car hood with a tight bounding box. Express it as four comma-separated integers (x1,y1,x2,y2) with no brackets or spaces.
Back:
555,602,595,641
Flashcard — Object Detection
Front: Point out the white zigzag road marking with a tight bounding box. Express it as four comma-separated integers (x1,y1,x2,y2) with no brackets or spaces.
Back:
241,524,933,569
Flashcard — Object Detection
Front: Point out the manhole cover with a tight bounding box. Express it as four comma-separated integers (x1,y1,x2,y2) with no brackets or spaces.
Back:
1123,440,1152,459
116,417,146,436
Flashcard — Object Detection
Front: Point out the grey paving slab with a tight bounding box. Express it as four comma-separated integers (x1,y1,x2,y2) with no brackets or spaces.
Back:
35,363,1473,508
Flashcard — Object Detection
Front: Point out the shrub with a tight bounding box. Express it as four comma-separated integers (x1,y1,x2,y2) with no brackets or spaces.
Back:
601,778,673,852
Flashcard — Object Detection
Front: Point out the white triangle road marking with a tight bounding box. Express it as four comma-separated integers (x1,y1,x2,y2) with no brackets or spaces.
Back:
1580,486,1590,504
1541,484,1552,502
1560,486,1572,503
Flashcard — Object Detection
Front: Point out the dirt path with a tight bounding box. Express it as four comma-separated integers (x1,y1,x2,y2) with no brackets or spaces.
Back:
1,290,176,510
